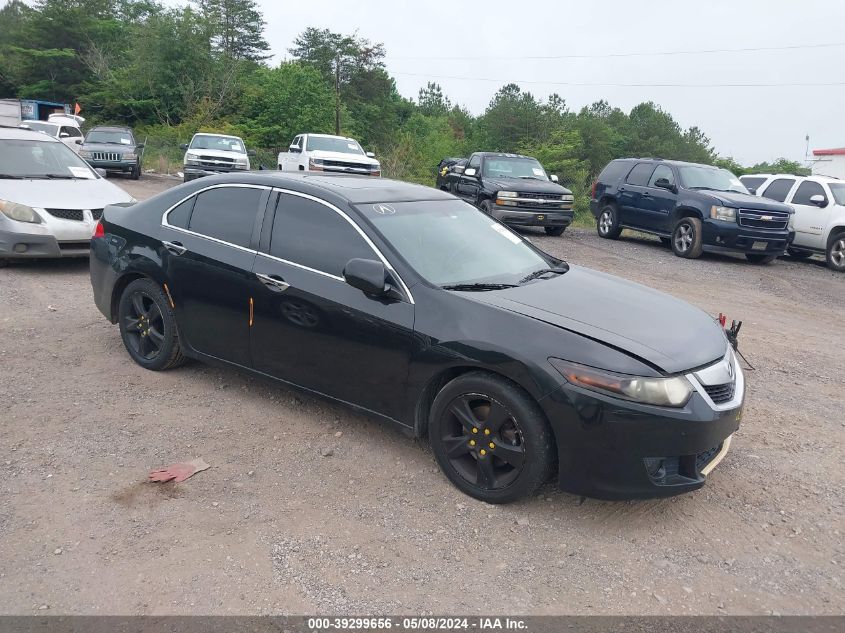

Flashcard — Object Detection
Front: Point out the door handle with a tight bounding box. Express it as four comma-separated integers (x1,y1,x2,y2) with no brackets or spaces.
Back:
162,240,187,256
641,192,652,198
255,272,290,292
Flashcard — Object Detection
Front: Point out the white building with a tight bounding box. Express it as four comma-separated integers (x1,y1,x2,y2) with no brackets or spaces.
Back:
811,148,845,179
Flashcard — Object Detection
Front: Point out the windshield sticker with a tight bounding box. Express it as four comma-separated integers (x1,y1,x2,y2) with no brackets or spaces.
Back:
68,166,94,179
119,138,131,145
373,203,396,215
348,143,358,150
491,223,521,244
532,167,545,176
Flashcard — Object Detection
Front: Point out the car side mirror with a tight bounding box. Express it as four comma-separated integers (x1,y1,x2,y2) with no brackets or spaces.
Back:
366,151,376,158
550,174,559,183
344,258,388,297
248,149,257,156
136,143,145,149
747,187,757,195
74,139,82,145
654,178,675,191
809,194,827,207
180,143,188,150
289,145,301,153
464,167,477,177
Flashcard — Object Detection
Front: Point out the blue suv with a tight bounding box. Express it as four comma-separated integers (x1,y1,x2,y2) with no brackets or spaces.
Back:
590,159,795,263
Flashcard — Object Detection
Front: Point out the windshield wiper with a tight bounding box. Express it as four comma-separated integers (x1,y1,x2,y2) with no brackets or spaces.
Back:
441,283,518,291
0,174,26,179
519,266,569,284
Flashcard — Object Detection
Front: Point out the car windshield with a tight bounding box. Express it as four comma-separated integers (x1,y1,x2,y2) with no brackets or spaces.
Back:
21,122,58,136
306,136,364,155
0,139,96,179
190,135,245,153
86,130,134,145
828,183,845,205
679,166,748,193
358,199,556,286
482,157,548,181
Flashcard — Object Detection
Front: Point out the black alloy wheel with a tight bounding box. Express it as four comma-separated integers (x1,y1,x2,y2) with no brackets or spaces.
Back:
429,372,555,503
118,278,185,370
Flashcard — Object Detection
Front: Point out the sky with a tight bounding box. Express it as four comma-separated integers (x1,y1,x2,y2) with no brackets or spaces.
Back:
195,1,843,164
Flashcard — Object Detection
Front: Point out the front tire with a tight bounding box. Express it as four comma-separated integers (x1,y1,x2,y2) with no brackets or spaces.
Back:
429,372,555,504
597,203,622,239
118,278,185,371
671,217,704,258
545,226,566,236
480,200,493,215
130,163,140,180
745,253,776,264
826,232,845,272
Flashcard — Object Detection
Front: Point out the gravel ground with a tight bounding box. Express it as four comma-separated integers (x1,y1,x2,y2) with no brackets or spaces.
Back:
0,175,842,616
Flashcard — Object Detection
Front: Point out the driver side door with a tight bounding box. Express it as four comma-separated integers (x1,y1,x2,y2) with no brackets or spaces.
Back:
456,155,482,202
788,180,832,249
250,190,415,421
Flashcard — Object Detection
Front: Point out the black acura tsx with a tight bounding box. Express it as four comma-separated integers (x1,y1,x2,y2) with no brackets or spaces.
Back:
90,172,744,503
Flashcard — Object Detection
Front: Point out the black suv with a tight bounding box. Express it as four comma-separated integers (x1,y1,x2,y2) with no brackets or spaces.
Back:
452,152,575,236
590,159,795,263
80,126,144,180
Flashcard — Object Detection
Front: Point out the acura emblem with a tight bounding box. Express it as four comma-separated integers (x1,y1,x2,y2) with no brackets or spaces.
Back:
373,203,396,215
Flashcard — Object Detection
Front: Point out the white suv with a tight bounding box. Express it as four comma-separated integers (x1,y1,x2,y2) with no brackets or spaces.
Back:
740,173,845,272
277,133,380,176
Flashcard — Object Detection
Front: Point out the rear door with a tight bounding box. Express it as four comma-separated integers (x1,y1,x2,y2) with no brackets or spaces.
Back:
788,180,832,249
250,191,415,420
617,162,655,227
161,184,270,366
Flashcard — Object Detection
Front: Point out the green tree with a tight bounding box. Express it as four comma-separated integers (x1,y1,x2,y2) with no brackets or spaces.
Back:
195,0,269,61
480,83,542,151
417,82,451,117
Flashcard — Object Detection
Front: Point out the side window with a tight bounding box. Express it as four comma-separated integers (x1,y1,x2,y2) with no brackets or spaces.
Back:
167,197,195,229
270,194,376,277
740,176,767,193
292,135,301,149
790,181,827,206
761,178,795,202
598,160,634,183
61,126,82,138
187,187,263,248
468,155,481,170
626,163,656,186
648,164,675,187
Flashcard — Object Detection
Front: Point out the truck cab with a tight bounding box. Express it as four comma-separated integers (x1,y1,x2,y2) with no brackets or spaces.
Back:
277,133,380,176
454,152,575,236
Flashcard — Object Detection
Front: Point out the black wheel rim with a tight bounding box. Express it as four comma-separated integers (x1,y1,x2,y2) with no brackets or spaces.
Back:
124,291,165,360
440,393,526,490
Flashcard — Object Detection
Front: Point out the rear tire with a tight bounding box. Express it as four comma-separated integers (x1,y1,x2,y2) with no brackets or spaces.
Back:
671,217,704,259
745,253,776,264
596,203,622,239
118,278,186,371
429,371,555,504
826,232,845,272
545,226,566,236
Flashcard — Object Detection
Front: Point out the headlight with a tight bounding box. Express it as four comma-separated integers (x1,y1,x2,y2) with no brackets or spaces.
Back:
0,199,41,224
79,150,92,159
788,212,795,229
549,358,693,408
710,205,736,222
123,152,137,160
309,158,325,170
185,152,200,166
561,194,575,202
498,191,518,198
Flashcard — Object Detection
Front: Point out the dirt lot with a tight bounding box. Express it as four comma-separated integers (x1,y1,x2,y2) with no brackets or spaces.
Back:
0,175,842,616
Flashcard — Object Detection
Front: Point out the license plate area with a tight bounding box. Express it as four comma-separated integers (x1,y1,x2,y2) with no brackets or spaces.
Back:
752,241,768,251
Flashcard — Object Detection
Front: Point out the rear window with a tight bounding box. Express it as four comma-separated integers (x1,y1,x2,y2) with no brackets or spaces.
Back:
761,178,795,202
626,163,656,187
597,160,634,184
187,186,262,248
740,176,767,193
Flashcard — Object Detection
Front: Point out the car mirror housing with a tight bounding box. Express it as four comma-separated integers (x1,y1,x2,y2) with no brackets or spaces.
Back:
344,258,388,297
550,174,559,183
654,178,675,191
289,145,301,153
809,194,827,207
137,143,145,149
366,151,376,158
179,143,188,150
464,168,477,177
248,149,257,156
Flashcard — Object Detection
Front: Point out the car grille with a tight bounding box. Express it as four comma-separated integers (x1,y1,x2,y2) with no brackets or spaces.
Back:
91,209,103,220
521,192,563,201
738,208,789,230
321,160,375,172
197,155,235,164
696,442,724,472
91,152,122,161
703,382,735,404
46,208,85,221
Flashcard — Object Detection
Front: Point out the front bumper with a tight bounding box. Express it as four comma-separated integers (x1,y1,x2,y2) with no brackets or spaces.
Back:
539,354,743,499
490,204,574,227
86,160,136,172
0,213,93,259
702,220,794,255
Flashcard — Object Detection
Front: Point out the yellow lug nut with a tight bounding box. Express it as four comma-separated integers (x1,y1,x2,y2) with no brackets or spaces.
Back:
471,428,478,434
484,429,491,436
469,440,476,446
489,442,495,449
480,449,487,456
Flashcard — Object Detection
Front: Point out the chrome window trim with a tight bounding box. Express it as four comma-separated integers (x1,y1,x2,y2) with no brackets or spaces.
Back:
271,187,415,305
685,348,744,411
256,251,344,282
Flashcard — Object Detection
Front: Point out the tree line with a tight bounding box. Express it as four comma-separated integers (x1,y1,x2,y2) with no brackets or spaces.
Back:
0,0,808,217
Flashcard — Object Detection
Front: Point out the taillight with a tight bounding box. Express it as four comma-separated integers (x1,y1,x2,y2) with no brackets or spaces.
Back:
591,180,598,198
93,220,105,238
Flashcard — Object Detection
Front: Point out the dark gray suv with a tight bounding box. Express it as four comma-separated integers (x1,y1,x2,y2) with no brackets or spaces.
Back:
79,126,143,180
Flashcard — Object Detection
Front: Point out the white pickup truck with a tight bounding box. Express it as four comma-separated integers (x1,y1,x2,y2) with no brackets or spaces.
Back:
277,133,380,176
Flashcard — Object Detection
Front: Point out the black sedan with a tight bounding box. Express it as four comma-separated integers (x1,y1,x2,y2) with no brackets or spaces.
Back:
90,173,744,503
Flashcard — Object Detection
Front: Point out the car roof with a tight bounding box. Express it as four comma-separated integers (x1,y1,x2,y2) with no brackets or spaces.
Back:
475,152,534,159
305,133,357,141
765,173,840,182
89,125,133,133
192,132,242,139
614,158,723,169
189,172,454,205
0,125,61,142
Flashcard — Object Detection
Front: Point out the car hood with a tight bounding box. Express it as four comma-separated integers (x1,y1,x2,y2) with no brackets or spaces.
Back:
484,177,572,195
81,142,135,153
697,189,793,213
185,148,246,160
309,150,380,166
468,265,727,374
0,178,134,209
